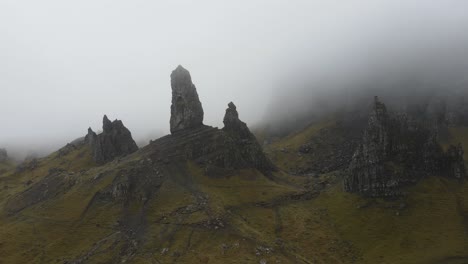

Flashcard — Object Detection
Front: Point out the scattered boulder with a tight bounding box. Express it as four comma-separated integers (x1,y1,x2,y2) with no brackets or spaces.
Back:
86,115,139,164
344,96,466,197
170,65,204,133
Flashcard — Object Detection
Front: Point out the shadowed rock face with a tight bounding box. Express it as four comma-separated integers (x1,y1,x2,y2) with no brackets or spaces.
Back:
344,96,466,197
223,102,253,139
0,148,8,162
170,65,204,133
86,115,139,164
222,102,276,174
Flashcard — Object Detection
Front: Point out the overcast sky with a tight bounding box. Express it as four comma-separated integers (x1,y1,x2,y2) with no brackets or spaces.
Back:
1,0,468,158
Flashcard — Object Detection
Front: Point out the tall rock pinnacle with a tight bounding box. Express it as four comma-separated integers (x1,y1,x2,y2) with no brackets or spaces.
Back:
170,65,204,133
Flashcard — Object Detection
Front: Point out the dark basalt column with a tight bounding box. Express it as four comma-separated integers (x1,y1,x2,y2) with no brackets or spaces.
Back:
170,65,204,133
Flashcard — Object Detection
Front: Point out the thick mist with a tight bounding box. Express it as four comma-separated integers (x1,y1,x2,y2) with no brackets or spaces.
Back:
264,1,468,129
1,1,467,159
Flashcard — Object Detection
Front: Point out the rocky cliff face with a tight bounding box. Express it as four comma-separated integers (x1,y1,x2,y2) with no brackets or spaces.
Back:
344,96,466,197
0,148,8,162
85,115,139,164
170,65,204,133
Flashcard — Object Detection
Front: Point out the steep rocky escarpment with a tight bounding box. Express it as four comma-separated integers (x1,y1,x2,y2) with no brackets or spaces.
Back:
86,115,139,164
344,96,466,197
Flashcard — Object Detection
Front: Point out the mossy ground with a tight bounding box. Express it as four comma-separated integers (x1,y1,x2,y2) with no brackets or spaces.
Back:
312,177,468,264
0,124,467,263
447,127,468,161
265,120,334,172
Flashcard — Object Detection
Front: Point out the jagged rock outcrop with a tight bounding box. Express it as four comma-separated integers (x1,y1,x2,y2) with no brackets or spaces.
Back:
344,96,466,197
222,102,275,174
85,115,139,164
170,65,204,133
0,148,8,162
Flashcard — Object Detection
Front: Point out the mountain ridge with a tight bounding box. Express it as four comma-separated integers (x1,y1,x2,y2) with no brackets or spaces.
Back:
0,66,467,263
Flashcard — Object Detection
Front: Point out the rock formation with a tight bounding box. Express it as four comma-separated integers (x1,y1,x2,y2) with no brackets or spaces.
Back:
222,102,275,174
86,115,139,164
344,96,466,197
223,102,254,138
0,148,8,162
170,65,204,133
154,68,275,177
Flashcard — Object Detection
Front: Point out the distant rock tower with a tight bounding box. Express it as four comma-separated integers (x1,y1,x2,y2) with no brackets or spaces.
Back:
170,65,204,133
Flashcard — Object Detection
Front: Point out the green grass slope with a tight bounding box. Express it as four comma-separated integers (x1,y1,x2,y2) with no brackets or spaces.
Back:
0,123,466,263
265,120,334,172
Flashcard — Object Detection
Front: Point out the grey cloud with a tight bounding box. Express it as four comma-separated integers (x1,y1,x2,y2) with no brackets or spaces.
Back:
0,0,467,159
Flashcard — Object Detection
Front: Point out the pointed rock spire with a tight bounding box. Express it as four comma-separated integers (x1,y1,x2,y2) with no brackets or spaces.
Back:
222,102,275,174
85,127,98,146
87,115,139,164
170,65,204,133
223,102,252,139
103,114,113,132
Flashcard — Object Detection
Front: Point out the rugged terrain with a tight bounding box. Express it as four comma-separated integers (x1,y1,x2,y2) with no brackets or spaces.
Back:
0,67,467,264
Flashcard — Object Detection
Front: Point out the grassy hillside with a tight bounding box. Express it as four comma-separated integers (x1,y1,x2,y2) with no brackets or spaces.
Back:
264,121,468,264
0,123,467,263
0,160,15,175
314,178,468,264
448,127,468,161
265,120,335,172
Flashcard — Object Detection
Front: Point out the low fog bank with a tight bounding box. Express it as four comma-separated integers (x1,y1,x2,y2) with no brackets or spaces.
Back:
262,1,468,135
2,1,468,160
2,129,164,162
